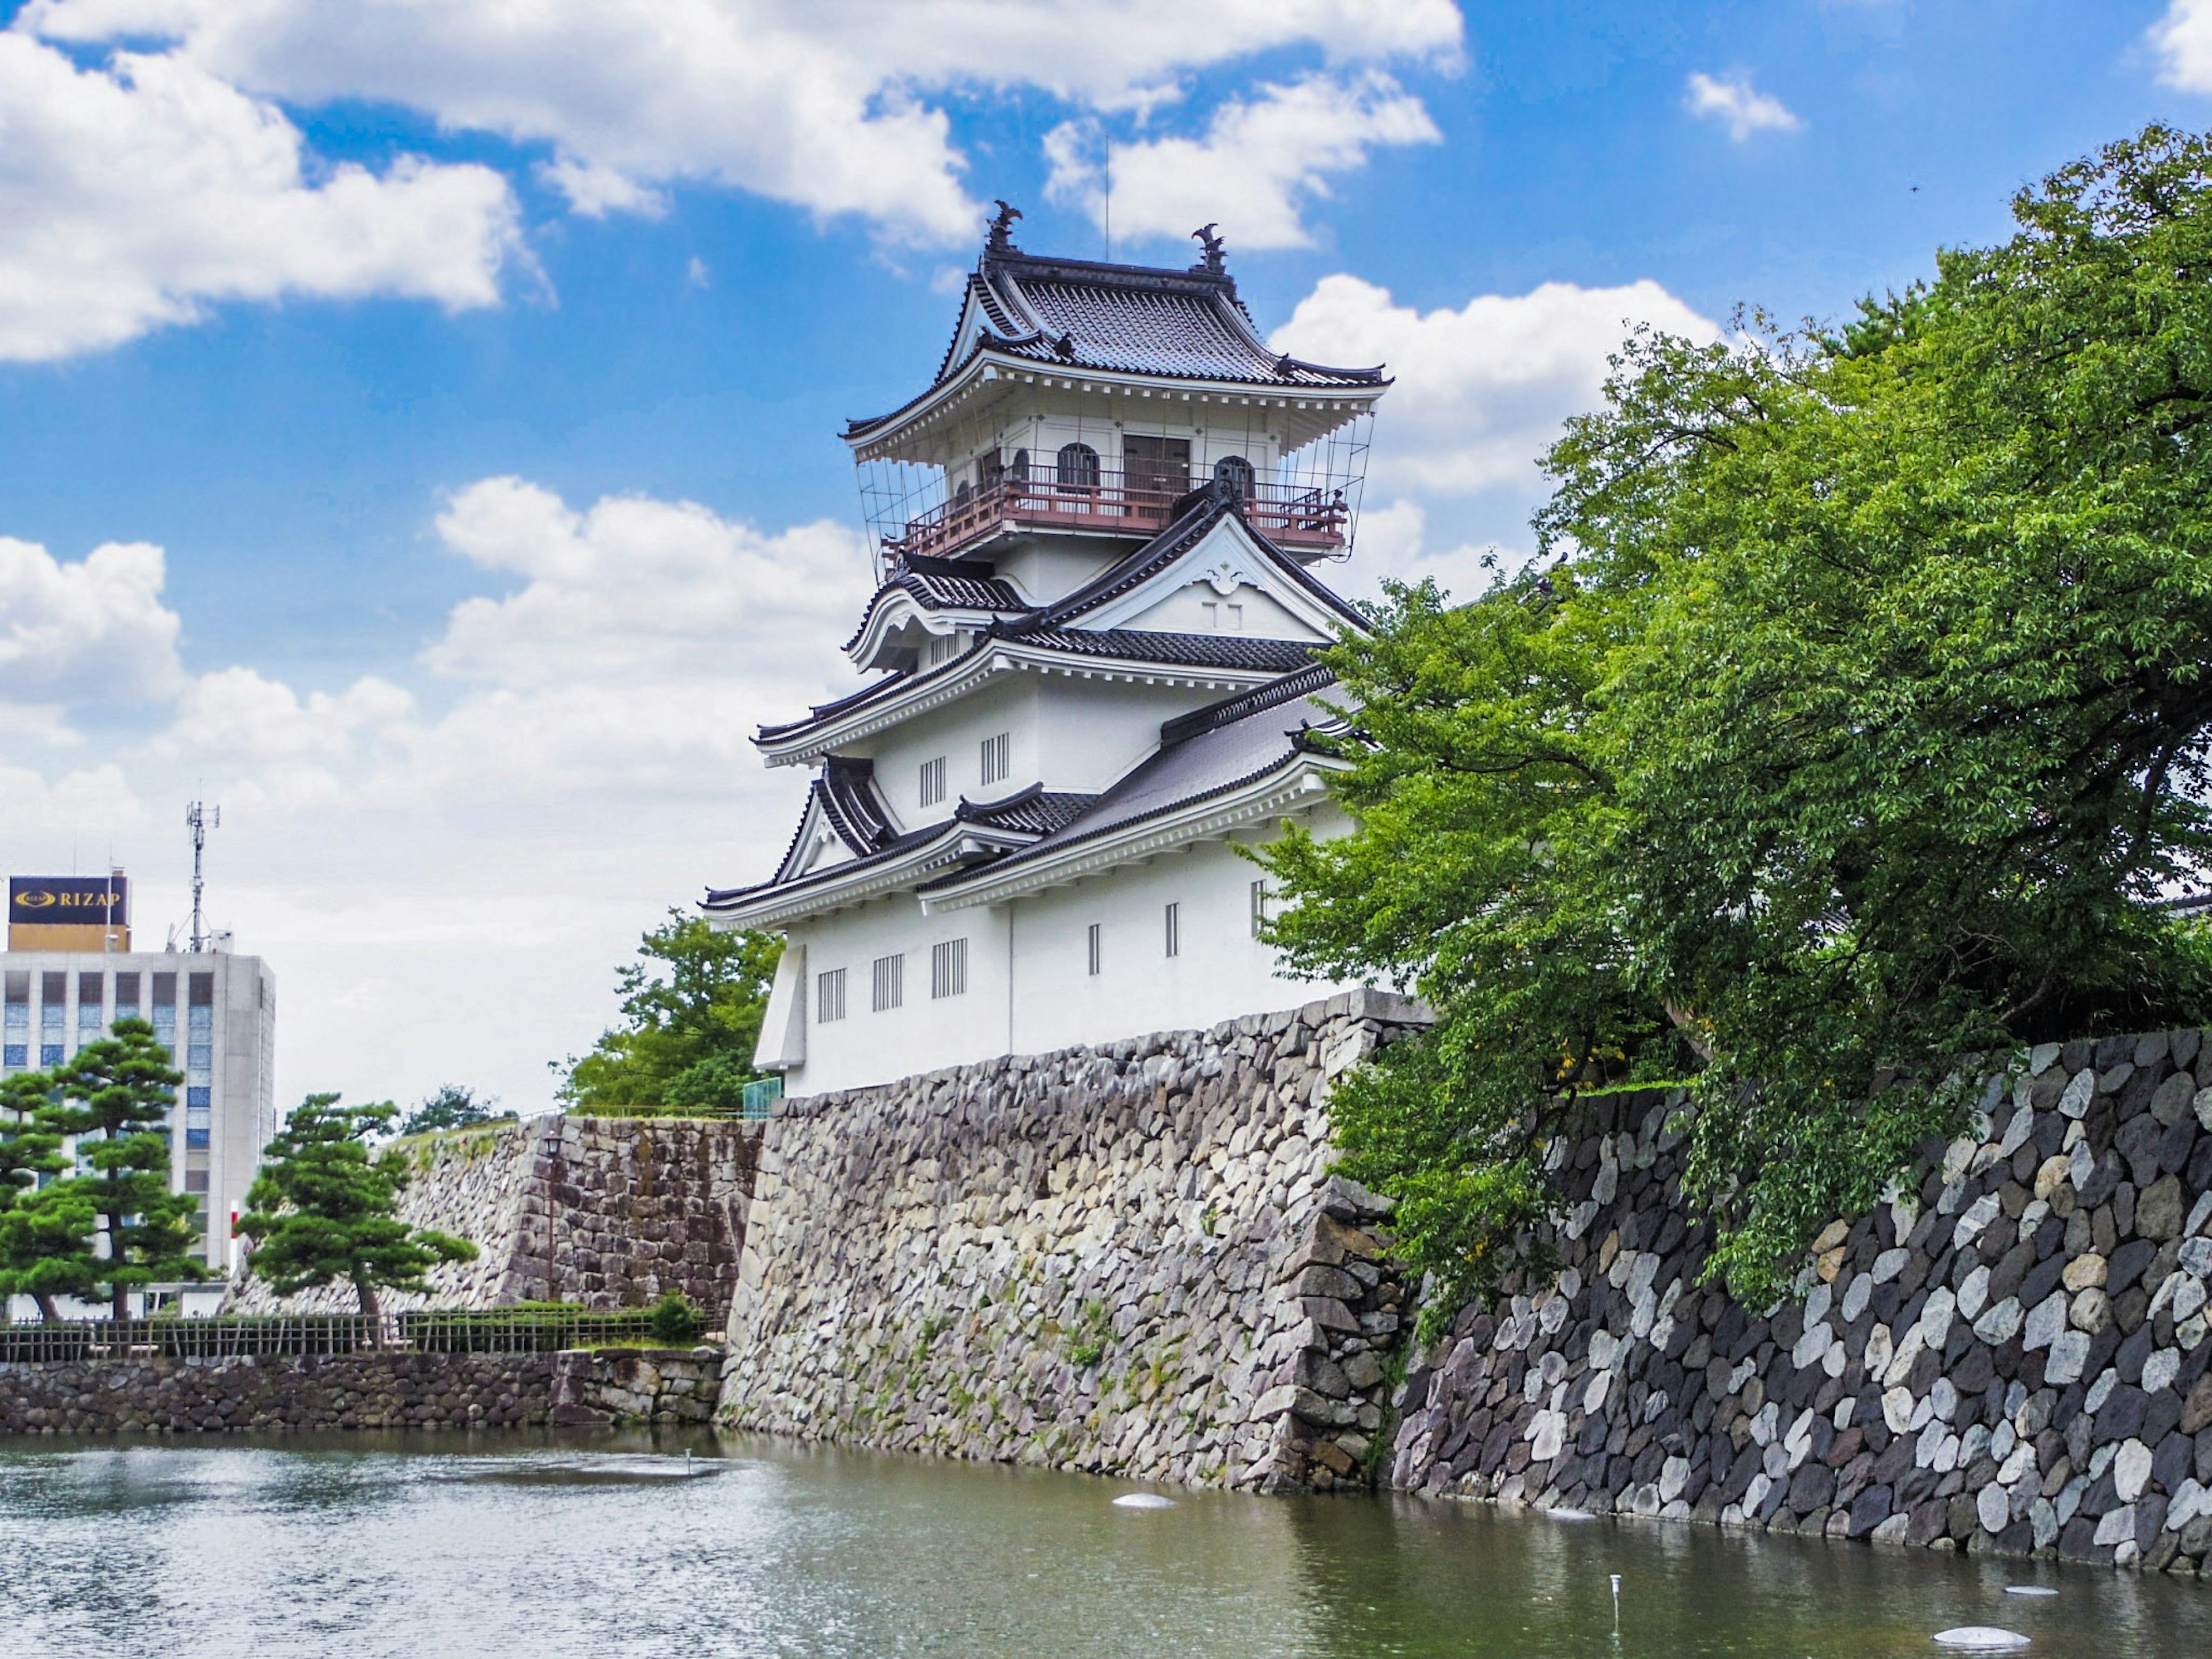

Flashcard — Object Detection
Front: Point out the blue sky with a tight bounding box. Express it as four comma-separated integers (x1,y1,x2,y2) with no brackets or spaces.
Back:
3,0,2210,1111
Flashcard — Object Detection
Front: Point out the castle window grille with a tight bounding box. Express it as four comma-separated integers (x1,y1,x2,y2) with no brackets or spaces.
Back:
816,968,847,1024
980,732,1011,787
1164,902,1181,959
919,756,947,808
872,953,904,1012
931,938,968,999
1086,923,1102,978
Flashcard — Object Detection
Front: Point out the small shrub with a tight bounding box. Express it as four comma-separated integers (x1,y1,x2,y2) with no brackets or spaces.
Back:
648,1289,704,1344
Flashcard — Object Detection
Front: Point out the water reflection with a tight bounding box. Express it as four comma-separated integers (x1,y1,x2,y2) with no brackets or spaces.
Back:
0,1434,2205,1657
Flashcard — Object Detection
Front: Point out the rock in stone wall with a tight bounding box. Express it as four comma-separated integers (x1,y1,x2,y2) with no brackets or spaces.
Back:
1391,1029,2212,1573
226,1115,759,1317
551,1346,726,1427
0,1351,557,1434
717,991,1423,1491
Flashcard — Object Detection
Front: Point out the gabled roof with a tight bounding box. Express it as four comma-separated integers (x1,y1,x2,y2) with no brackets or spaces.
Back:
767,756,898,883
705,782,1100,925
840,555,1032,657
921,665,1351,910
1003,484,1369,637
848,241,1385,442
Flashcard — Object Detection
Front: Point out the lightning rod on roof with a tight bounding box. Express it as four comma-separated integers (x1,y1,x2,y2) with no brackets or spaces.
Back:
185,798,220,953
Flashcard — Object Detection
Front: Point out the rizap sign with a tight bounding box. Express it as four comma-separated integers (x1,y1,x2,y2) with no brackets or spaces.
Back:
8,877,128,926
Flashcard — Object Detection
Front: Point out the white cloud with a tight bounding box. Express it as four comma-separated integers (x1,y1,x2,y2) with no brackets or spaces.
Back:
2152,0,2212,89
0,535,184,706
22,0,1463,249
0,33,519,361
1044,71,1440,249
1274,273,1721,499
1684,70,1802,142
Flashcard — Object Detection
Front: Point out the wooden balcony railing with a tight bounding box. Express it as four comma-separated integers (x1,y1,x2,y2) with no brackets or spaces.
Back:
881,470,1348,562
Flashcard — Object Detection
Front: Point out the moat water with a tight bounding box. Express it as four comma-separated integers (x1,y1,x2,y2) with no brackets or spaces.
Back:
0,1433,2207,1657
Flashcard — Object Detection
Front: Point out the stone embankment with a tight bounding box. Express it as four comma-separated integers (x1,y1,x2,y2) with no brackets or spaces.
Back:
551,1346,725,1427
717,991,1424,1491
1391,1029,2212,1573
0,1352,557,1433
226,1115,758,1316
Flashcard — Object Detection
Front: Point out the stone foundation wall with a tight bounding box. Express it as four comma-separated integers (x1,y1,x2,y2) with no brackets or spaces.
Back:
0,1351,556,1434
717,991,1423,1491
227,1115,759,1317
1389,1029,2212,1573
551,1346,725,1427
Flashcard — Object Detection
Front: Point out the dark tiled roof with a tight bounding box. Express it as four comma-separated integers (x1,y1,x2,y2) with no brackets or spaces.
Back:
1006,485,1368,636
954,784,1098,836
840,556,1032,654
1009,627,1319,674
850,247,1384,440
758,626,1312,747
922,671,1350,893
819,757,895,854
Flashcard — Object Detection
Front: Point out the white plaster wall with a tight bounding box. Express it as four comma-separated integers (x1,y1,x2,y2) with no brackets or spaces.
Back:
779,802,1360,1097
1123,580,1309,639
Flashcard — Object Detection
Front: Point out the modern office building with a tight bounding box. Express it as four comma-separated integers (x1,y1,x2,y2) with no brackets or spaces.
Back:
3,874,276,1283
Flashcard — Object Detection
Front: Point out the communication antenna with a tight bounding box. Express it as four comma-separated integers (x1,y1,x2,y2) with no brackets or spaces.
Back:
185,798,220,953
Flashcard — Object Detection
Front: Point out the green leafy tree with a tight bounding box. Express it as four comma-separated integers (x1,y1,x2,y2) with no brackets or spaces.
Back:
1265,125,2212,1327
0,1069,82,1321
238,1095,478,1320
35,1020,204,1320
558,911,781,1115
397,1084,510,1138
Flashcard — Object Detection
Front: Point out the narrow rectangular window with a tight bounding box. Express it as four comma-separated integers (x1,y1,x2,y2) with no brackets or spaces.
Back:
1250,880,1271,938
188,972,214,1007
919,755,947,809
1086,923,1102,977
1164,902,1180,959
980,731,1011,787
151,971,176,1006
816,968,847,1024
931,938,968,999
114,972,140,1020
872,953,904,1012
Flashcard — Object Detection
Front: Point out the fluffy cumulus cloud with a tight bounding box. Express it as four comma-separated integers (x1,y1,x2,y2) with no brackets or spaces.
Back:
2152,0,2212,89
0,534,184,710
1274,273,1721,498
22,0,1462,251
1,482,877,1108
1683,70,1802,142
1044,71,1441,249
0,33,518,361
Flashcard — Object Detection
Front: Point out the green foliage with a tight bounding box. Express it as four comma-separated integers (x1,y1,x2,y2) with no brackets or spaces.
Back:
238,1094,477,1319
397,1084,511,1138
557,910,782,1115
17,1020,207,1319
0,1069,85,1319
1265,125,2212,1326
647,1288,704,1344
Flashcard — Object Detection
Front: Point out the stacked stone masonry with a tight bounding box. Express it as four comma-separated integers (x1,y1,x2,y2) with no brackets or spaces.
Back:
1391,1028,2212,1573
226,1115,759,1317
717,991,1423,1491
551,1346,726,1427
0,1351,558,1434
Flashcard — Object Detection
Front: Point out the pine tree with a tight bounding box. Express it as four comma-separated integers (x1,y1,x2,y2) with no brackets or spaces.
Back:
0,1069,82,1321
239,1095,476,1321
43,1019,203,1320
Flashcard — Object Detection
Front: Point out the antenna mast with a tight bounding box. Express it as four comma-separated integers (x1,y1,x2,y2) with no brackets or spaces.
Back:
185,799,220,953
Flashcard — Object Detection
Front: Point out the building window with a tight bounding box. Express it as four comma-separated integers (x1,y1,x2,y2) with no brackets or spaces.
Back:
188,972,214,1009
184,1170,209,1194
1164,902,1181,959
1009,447,1030,485
980,732,1011,787
1086,923,1102,978
187,1044,213,1071
1056,442,1100,491
816,968,847,1024
114,972,140,1021
187,1087,211,1111
151,971,176,1006
1214,454,1256,499
187,1128,210,1149
1123,434,1192,502
1250,880,1272,938
40,974,65,1037
977,450,1005,494
931,938,968,999
40,1047,63,1067
2,1046,24,1069
872,953,904,1012
919,756,947,808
